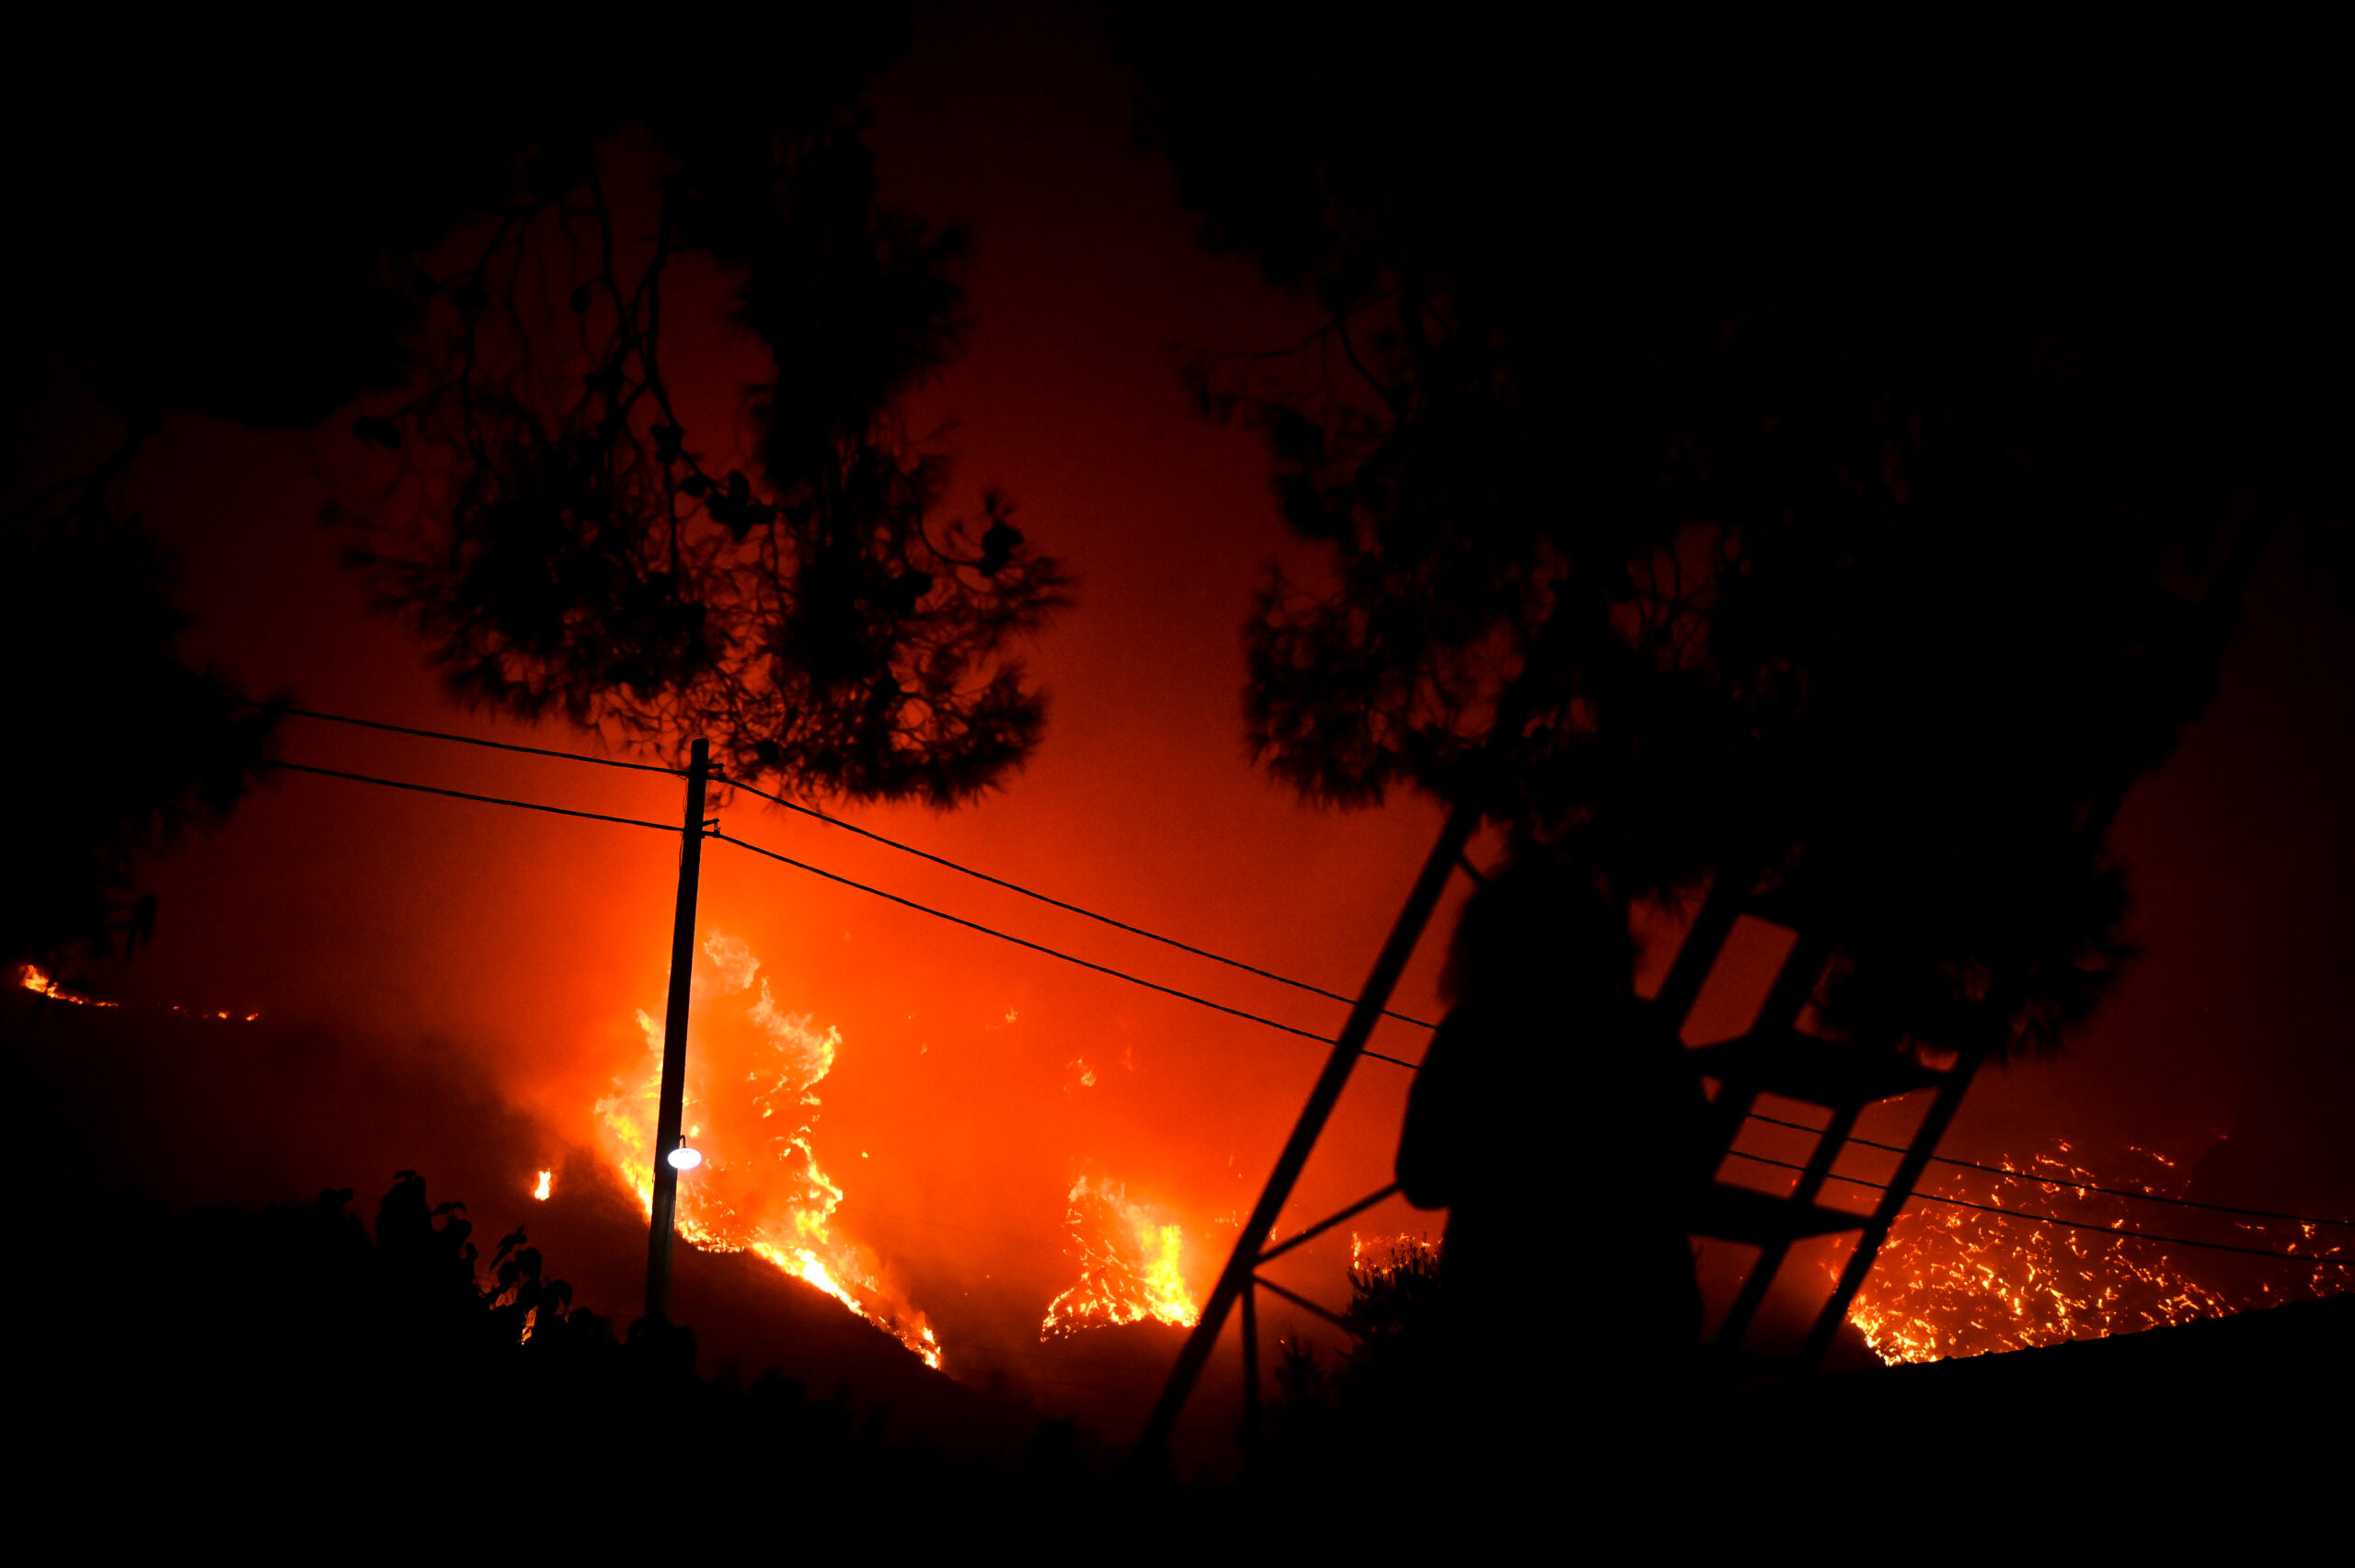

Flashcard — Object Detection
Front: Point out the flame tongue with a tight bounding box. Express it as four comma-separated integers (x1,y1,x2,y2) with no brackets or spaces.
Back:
17,963,253,1020
595,933,940,1368
17,965,117,1007
1040,1175,1200,1339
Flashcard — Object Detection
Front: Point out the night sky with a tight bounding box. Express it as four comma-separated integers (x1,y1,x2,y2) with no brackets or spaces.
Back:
7,6,2350,1441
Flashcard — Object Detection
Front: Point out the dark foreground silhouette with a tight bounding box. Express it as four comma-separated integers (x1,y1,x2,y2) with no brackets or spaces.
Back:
19,1167,2343,1546
1402,858,1709,1343
6,1175,1195,1548
1388,857,1710,1482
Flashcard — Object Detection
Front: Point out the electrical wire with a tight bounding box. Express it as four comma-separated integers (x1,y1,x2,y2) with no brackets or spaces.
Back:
268,761,681,833
1740,1110,2355,1229
266,741,2355,1240
716,831,1421,1070
247,700,687,776
715,770,1439,1030
1721,1150,2355,1268
248,700,1437,1029
265,756,1420,1065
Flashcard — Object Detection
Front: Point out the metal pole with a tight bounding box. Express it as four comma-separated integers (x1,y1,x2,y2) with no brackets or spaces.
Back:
1797,1051,1982,1370
1239,1282,1261,1446
644,738,710,1324
1134,790,1486,1461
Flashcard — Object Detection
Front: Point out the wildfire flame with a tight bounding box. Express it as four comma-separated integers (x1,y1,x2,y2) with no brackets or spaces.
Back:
17,965,117,1007
1350,1231,1441,1276
1843,1137,2349,1364
16,963,255,1020
595,933,940,1369
1040,1176,1200,1338
533,1170,552,1201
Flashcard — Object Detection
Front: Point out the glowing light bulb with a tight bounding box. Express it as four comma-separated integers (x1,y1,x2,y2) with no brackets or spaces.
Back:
668,1146,702,1172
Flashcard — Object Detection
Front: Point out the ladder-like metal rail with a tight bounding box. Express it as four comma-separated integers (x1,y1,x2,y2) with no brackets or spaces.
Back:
1138,447,2309,1459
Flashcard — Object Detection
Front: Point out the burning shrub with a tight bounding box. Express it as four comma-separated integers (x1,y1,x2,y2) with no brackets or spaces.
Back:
1255,1239,1452,1471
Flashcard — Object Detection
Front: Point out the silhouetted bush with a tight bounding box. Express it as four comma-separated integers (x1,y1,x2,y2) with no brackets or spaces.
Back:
10,1173,1277,1545
1253,1243,1456,1480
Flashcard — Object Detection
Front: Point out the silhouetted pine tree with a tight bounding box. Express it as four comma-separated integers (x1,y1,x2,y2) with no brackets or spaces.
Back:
3,13,1066,979
1126,18,2339,1056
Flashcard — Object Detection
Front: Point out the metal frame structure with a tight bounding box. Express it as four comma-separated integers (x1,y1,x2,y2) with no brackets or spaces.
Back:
1135,450,2309,1459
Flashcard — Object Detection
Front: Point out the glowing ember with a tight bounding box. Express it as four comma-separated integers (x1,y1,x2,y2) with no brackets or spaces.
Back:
15,963,255,1020
595,933,940,1369
1350,1231,1441,1276
1040,1176,1200,1338
1842,1137,2349,1364
533,1170,552,1201
17,965,117,1007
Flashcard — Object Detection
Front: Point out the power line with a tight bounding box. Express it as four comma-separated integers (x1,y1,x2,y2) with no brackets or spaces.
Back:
1741,1109,2355,1230
249,699,1438,1030
1722,1150,2355,1269
715,771,1438,1031
249,701,686,776
269,761,682,833
269,745,2355,1239
265,756,1420,1065
715,831,1421,1070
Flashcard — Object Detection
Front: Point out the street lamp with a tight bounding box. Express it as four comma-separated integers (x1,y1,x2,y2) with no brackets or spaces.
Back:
667,1144,703,1172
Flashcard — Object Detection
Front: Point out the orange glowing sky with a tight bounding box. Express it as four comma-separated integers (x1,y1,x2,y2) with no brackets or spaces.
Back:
12,7,2354,1411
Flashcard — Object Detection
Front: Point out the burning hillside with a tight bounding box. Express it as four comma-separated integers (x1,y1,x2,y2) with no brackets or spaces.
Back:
17,963,258,1021
597,932,940,1368
1842,1137,2350,1364
1040,1175,1201,1339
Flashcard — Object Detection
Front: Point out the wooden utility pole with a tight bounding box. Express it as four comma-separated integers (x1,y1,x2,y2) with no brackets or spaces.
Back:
643,737,711,1324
